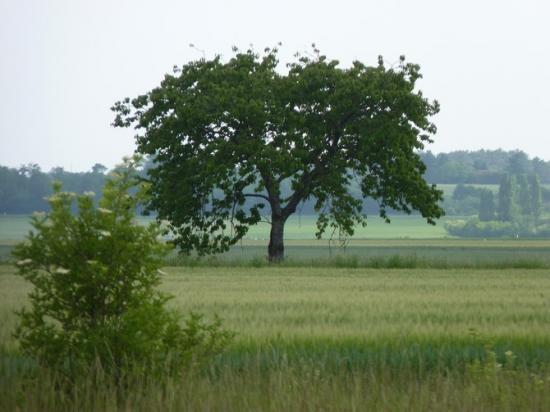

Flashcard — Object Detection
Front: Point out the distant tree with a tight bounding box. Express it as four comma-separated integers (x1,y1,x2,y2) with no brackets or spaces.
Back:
0,163,110,214
417,149,550,185
0,166,18,213
473,159,488,171
498,173,517,222
516,174,531,216
91,163,107,175
528,174,542,223
533,157,550,183
14,164,49,213
478,190,495,221
113,47,444,261
452,184,482,200
419,151,437,182
507,151,531,176
437,160,470,183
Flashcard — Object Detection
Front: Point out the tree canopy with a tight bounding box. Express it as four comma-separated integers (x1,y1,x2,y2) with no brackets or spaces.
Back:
112,47,444,261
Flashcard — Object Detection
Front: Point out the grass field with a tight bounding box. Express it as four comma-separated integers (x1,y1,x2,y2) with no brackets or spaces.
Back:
3,212,550,410
3,265,550,410
0,214,452,242
6,214,550,268
0,214,449,262
175,238,550,268
4,266,550,343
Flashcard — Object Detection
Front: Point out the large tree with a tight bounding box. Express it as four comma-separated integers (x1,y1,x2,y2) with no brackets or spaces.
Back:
112,47,444,261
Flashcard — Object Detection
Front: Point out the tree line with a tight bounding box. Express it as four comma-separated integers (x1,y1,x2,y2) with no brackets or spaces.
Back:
0,163,107,214
445,171,550,238
420,150,550,184
1,150,549,216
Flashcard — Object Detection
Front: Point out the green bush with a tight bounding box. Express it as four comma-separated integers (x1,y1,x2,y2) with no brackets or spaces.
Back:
12,156,232,380
444,217,550,238
445,218,519,238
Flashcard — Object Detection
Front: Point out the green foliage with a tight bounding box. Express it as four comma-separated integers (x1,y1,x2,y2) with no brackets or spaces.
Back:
0,163,108,214
445,215,550,238
112,47,444,261
478,190,495,221
445,218,519,238
528,174,542,223
495,172,543,227
1,149,550,216
452,183,483,200
517,174,532,216
419,149,550,184
444,183,486,216
498,173,517,222
12,156,232,379
5,266,550,410
507,151,532,175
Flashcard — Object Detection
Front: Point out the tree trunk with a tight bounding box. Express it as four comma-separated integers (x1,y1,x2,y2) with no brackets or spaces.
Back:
268,215,286,262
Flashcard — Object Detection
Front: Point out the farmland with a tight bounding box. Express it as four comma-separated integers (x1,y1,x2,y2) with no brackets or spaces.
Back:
0,214,452,242
5,266,550,344
3,213,550,410
0,214,451,264
4,214,550,268
3,265,550,410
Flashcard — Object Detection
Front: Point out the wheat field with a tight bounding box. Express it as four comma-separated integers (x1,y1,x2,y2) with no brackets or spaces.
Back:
2,265,550,410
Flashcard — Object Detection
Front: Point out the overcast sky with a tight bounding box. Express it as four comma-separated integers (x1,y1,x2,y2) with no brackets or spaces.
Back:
1,0,548,172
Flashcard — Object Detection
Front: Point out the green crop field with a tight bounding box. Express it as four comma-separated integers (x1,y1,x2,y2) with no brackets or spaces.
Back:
0,214,452,242
4,266,550,343
4,212,550,410
3,265,550,410
5,214,550,268
176,238,550,268
0,214,455,264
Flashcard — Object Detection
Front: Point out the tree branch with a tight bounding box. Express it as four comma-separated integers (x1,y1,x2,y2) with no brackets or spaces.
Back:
282,129,345,218
282,174,311,218
243,193,270,202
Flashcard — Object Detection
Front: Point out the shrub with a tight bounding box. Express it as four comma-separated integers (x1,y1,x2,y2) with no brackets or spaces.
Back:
452,184,483,200
444,217,550,238
445,218,518,238
12,156,232,380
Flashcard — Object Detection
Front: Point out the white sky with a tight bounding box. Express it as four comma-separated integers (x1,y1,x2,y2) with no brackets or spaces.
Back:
1,0,549,172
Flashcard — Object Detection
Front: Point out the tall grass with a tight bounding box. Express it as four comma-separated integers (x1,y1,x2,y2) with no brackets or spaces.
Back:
4,250,550,269
164,253,550,269
2,343,550,411
4,266,550,343
3,266,550,410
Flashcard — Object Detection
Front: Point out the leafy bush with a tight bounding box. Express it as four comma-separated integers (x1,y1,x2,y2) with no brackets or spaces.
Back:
442,184,485,216
444,217,550,238
445,218,519,238
452,184,484,200
13,156,232,380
